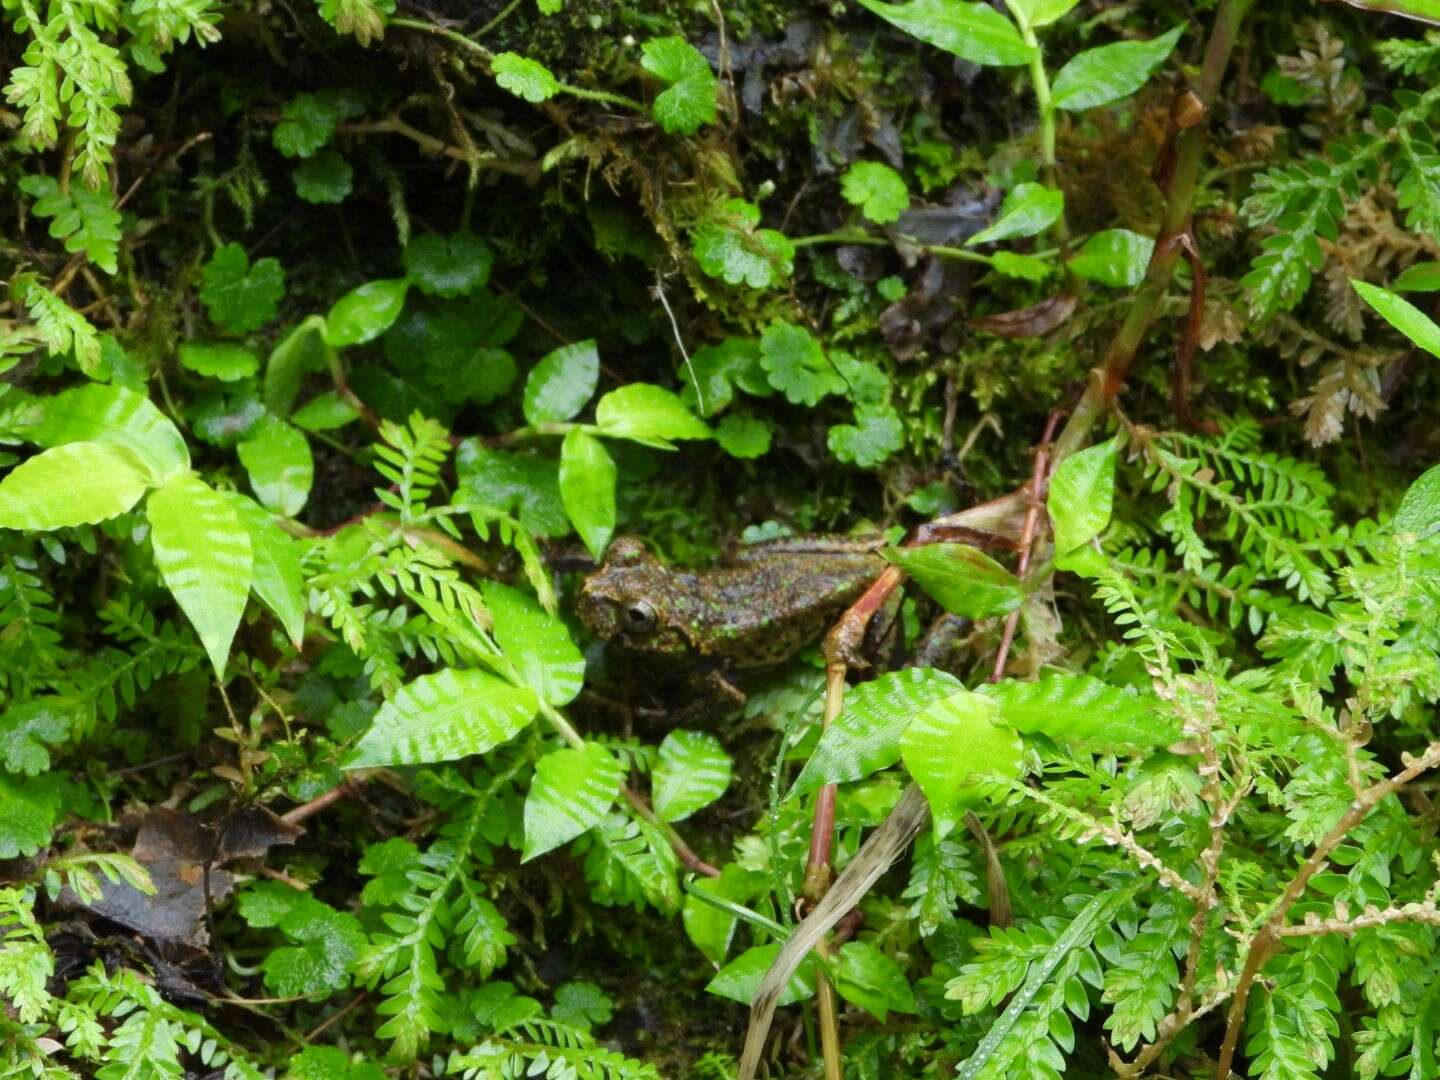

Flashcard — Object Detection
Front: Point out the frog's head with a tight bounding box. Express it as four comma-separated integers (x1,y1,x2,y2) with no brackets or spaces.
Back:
577,537,691,656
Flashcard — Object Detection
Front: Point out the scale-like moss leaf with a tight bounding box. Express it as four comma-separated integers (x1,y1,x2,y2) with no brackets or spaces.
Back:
147,473,254,676
346,667,538,768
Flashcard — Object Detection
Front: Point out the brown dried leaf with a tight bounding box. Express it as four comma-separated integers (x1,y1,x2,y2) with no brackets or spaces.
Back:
971,293,1078,338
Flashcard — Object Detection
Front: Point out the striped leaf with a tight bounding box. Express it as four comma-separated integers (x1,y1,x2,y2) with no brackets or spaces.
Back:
0,442,150,530
147,473,254,676
653,730,732,822
481,580,584,707
32,384,188,484
237,416,313,517
901,689,1022,839
977,674,1175,749
522,743,624,862
222,492,307,648
345,667,538,769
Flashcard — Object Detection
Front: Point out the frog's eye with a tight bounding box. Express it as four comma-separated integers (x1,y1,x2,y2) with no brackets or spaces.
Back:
620,599,657,635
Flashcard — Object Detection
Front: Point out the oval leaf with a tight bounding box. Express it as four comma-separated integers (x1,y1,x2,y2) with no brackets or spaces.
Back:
883,544,1023,619
222,491,307,648
855,0,1034,66
559,428,616,559
147,473,254,677
346,667,539,768
1067,229,1154,288
522,743,624,861
32,384,189,484
523,339,600,424
901,689,1022,838
324,279,409,347
653,730,732,822
977,674,1175,748
237,417,313,517
594,384,712,448
481,580,585,707
1395,462,1440,539
706,944,818,1007
0,442,150,531
1353,279,1440,359
1052,26,1184,112
1048,435,1119,556
966,183,1064,247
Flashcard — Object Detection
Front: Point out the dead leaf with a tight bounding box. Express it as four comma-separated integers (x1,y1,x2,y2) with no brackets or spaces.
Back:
970,293,1078,338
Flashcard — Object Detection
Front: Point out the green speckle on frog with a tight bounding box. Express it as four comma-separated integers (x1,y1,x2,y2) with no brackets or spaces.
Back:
578,535,886,672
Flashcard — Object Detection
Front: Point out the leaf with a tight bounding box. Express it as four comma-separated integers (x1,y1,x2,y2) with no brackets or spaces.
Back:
855,0,1034,66
834,942,918,1021
559,429,616,558
1331,0,1440,23
263,898,364,997
0,443,150,531
1067,229,1154,288
978,674,1175,748
841,161,910,225
266,316,329,418
179,342,260,382
991,251,1054,281
707,944,818,1007
901,689,1021,837
640,37,717,135
324,279,409,347
594,384,711,447
20,175,123,274
716,414,772,458
1048,435,1119,555
0,698,75,776
147,473,254,676
828,405,904,467
1392,262,1440,292
681,337,773,416
790,667,964,797
1006,0,1081,27
272,89,365,158
456,442,570,537
684,864,768,964
552,981,614,1032
1395,463,1440,538
33,383,190,484
652,730,732,822
293,149,353,204
237,416,314,517
0,775,57,859
346,668,538,767
1052,26,1184,111
404,231,494,298
1353,279,1440,358
523,339,600,424
292,392,360,431
691,199,795,289
759,321,845,406
201,244,286,333
967,183,1065,246
222,492,308,648
522,743,625,861
883,543,1024,619
492,53,560,102
481,580,585,707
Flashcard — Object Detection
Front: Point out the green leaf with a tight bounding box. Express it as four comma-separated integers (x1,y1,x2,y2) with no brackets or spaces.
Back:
201,243,286,334
594,384,711,447
991,251,1054,281
147,472,254,676
1067,229,1154,287
1048,435,1119,555
272,89,365,158
681,337,772,417
0,775,57,858
759,321,845,406
20,175,123,274
33,383,190,484
691,199,795,289
179,341,260,382
1052,26,1184,111
237,416,313,517
1395,463,1440,538
834,942,918,1021
652,730,732,822
263,897,364,997
1392,262,1440,292
287,1046,386,1080
640,37,717,135
324,279,409,347
551,981,614,1033
481,581,585,707
841,161,910,224
292,392,360,431
0,698,75,776
828,404,904,467
790,667,964,797
522,743,625,861
293,149,353,204
492,53,560,102
716,414,772,458
684,864,768,964
707,944,817,1007
901,689,1022,837
266,316,329,418
456,442,570,537
559,429,616,558
977,674,1175,748
404,232,494,298
883,543,1024,619
1353,279,1440,358
347,668,538,768
855,0,1033,66
967,182,1064,246
222,491,307,648
1007,0,1081,27
524,339,600,424
0,443,150,531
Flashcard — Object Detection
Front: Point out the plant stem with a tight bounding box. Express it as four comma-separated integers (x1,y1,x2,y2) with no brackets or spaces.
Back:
791,230,1002,267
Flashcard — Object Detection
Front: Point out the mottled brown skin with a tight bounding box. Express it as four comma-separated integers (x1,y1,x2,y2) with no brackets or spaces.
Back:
578,536,886,670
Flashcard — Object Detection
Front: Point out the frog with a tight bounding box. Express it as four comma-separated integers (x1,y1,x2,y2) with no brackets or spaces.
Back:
577,535,888,710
